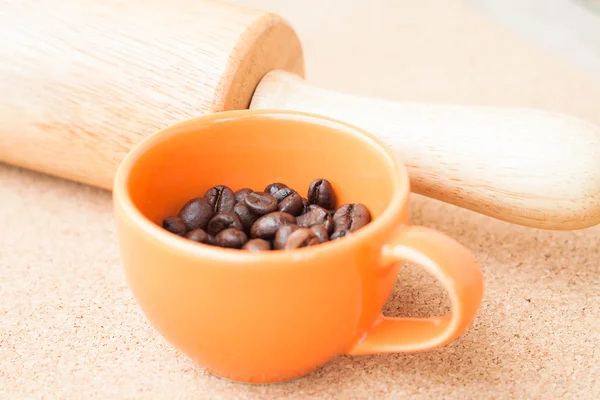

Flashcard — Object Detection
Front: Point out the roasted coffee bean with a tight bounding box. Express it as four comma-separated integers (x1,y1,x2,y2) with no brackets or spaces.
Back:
178,198,214,231
300,198,310,214
279,195,303,216
164,179,370,251
330,230,350,240
296,205,333,234
333,204,371,232
307,179,336,210
233,202,257,233
207,212,244,236
204,185,236,214
242,238,272,252
250,212,296,240
185,229,210,243
274,188,303,216
273,224,300,250
310,224,329,243
284,228,320,250
234,188,253,203
245,192,278,216
162,216,187,236
265,182,287,195
272,187,293,202
215,228,248,249
309,204,326,213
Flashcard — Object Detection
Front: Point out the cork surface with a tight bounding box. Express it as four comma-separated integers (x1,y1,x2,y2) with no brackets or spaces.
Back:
2,0,600,398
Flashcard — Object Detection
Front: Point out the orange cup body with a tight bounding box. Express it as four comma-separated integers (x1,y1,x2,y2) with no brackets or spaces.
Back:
113,110,484,383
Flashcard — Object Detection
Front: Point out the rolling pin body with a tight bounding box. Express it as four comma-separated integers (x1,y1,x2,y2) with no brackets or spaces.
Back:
0,0,304,187
1,0,599,230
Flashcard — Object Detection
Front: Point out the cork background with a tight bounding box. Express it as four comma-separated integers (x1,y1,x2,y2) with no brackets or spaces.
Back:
2,0,600,398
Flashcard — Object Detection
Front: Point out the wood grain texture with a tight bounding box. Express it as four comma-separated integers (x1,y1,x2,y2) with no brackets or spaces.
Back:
250,70,600,230
0,0,304,189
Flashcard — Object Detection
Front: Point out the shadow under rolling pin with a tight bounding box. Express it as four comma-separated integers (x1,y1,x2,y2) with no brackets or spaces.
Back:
0,0,599,230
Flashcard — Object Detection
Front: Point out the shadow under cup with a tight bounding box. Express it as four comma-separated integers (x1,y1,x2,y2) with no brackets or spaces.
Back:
114,110,410,383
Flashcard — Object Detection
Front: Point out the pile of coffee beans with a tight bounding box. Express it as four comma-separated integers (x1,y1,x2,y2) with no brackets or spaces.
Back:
161,179,371,252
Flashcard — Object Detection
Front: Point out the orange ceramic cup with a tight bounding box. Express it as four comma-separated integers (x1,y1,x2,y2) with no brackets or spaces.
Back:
113,110,484,384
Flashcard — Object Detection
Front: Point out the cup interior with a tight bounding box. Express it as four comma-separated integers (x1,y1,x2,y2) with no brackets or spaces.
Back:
122,111,407,245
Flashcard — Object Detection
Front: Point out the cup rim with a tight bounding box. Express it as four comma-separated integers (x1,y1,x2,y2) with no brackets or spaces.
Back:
113,109,411,263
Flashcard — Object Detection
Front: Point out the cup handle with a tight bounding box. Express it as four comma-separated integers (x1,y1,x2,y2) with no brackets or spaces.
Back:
347,226,484,355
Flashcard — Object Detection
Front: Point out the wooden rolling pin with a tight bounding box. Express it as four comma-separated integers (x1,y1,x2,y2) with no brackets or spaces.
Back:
1,0,599,230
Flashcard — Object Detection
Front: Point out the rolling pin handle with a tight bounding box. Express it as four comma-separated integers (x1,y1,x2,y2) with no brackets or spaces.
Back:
250,70,600,230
